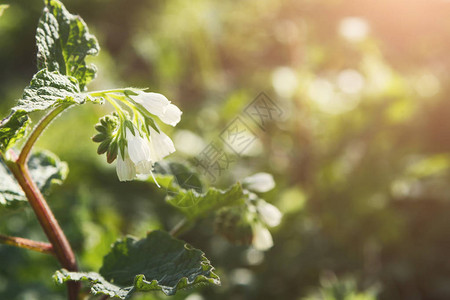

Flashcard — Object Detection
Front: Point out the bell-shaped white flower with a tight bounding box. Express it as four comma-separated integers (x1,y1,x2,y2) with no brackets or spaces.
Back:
131,91,182,126
116,151,136,181
125,128,151,165
158,104,182,126
116,125,178,182
148,127,175,162
243,172,275,193
257,200,282,228
116,128,153,181
252,223,274,251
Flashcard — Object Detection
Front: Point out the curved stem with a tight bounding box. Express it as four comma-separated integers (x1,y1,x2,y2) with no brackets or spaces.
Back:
8,103,80,299
0,233,54,255
7,161,80,299
17,104,71,166
88,88,133,97
104,95,122,112
170,218,191,237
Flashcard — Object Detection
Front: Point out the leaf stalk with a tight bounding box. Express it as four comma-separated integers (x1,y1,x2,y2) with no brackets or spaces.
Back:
0,233,54,255
17,103,71,166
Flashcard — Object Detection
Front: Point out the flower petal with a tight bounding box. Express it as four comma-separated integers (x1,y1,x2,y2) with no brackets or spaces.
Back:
243,172,275,193
252,223,273,251
126,128,151,164
130,91,182,126
131,92,170,117
135,160,153,174
116,151,136,181
257,200,282,227
149,128,176,162
158,103,182,126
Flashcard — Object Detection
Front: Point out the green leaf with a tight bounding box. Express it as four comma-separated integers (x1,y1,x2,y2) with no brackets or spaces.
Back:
0,111,29,152
53,271,130,299
54,231,220,299
36,0,99,90
0,0,100,151
0,150,68,208
0,69,90,152
153,161,203,192
0,0,101,151
166,183,246,220
17,69,86,113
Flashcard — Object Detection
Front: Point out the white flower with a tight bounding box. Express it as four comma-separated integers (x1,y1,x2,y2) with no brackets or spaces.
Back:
257,200,282,227
116,126,177,182
131,91,182,126
116,151,136,181
148,127,175,162
125,128,152,174
116,128,152,182
243,172,275,193
252,223,274,251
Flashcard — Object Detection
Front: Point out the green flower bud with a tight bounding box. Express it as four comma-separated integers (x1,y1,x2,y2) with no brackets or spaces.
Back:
107,140,118,164
92,114,120,163
97,139,110,155
215,206,253,245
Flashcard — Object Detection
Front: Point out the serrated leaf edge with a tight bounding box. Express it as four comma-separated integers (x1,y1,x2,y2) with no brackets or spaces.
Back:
54,235,220,298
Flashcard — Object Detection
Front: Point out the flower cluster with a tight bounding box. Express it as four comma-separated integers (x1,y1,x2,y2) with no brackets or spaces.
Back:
116,92,181,181
243,172,282,250
92,90,182,182
215,173,282,251
252,199,282,250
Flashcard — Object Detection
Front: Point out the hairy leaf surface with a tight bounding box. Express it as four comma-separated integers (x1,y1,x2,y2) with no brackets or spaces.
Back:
54,231,220,298
0,0,100,151
166,183,245,220
37,0,99,90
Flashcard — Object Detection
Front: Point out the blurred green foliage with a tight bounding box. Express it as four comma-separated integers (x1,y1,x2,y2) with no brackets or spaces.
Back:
2,0,450,299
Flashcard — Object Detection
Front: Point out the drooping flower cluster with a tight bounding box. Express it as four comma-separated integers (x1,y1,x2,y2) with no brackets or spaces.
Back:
92,90,182,182
215,173,282,251
252,200,282,250
242,172,282,250
116,91,181,181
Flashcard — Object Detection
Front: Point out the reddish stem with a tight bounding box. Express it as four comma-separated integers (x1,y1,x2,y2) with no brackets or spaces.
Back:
3,105,80,299
7,161,81,299
0,233,54,255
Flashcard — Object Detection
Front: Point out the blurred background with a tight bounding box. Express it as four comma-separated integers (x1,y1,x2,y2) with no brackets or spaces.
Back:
1,0,450,299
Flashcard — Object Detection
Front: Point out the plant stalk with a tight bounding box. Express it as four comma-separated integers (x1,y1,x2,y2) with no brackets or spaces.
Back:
8,159,80,299
7,104,80,299
0,233,54,255
170,218,191,237
17,104,70,166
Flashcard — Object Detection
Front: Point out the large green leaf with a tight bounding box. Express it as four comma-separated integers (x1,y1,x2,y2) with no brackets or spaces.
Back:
54,231,220,299
0,150,68,208
0,69,89,151
36,0,99,90
166,183,246,220
17,69,86,113
0,0,100,152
